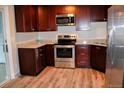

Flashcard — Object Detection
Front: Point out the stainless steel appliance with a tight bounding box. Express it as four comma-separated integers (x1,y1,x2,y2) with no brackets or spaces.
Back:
106,6,124,88
54,35,76,68
56,14,75,26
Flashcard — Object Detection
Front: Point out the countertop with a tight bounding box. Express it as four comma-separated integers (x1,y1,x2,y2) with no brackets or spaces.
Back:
76,39,107,47
17,40,56,48
17,39,107,49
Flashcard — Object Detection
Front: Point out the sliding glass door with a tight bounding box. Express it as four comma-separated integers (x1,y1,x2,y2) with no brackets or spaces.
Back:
0,9,8,84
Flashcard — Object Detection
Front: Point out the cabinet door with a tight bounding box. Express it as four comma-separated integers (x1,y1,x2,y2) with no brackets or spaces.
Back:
35,49,42,73
55,5,66,14
15,6,24,32
90,45,106,73
47,6,56,31
15,5,38,32
29,6,38,31
45,45,55,66
90,5,110,22
75,45,90,68
18,49,36,75
38,46,46,69
37,6,48,31
55,5,76,14
76,5,90,31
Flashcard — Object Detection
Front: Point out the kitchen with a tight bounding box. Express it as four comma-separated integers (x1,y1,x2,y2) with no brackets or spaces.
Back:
0,5,124,88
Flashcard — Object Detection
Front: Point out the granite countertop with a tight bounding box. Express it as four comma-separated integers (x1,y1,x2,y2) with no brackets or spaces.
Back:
76,39,107,47
17,39,107,49
17,40,56,48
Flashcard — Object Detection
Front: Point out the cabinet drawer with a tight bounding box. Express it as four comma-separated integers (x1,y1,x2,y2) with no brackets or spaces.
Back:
75,45,90,68
76,45,89,53
77,52,89,57
76,60,90,67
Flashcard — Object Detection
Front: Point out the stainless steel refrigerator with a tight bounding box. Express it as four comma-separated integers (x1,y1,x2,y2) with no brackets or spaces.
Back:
106,5,124,88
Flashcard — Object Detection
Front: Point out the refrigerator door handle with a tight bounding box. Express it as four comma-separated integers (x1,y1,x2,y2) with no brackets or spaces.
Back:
108,28,115,65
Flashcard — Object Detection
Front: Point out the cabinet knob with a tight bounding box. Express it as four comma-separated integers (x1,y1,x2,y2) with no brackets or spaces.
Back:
39,54,43,56
31,28,35,31
104,18,106,20
96,47,101,50
81,53,85,56
39,49,43,52
80,61,86,64
47,28,51,31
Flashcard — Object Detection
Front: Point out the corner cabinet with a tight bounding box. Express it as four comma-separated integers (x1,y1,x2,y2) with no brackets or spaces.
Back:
18,46,46,76
75,45,91,68
15,5,38,32
90,45,107,73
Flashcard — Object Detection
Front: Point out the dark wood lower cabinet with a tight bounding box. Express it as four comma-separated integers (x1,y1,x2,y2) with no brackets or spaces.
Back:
45,44,55,66
18,46,46,76
18,44,106,76
90,45,106,73
75,45,90,68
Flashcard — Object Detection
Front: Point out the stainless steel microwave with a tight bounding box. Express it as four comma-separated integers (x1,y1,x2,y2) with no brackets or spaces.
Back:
56,14,75,26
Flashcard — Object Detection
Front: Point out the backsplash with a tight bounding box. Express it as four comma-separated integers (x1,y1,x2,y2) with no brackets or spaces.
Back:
16,32,38,42
38,22,107,40
16,22,107,42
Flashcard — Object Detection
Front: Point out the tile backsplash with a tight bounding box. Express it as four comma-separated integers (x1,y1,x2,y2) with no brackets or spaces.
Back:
16,22,107,42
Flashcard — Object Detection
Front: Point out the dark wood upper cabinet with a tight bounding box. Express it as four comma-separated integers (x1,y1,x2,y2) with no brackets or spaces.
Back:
55,5,66,14
15,5,110,32
55,5,76,14
90,45,106,73
47,6,56,31
15,6,24,32
15,5,38,32
37,6,48,31
29,6,38,31
76,5,91,31
90,5,110,22
37,6,56,31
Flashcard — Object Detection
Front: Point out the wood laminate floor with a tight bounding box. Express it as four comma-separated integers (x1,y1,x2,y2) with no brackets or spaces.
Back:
1,67,105,88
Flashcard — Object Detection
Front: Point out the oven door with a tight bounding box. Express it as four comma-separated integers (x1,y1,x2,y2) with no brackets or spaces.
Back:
54,45,75,62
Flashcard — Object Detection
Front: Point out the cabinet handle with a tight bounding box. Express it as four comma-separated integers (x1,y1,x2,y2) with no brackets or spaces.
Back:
39,49,43,51
96,47,101,50
81,53,85,56
80,61,86,64
39,54,43,56
47,28,51,31
104,18,106,20
31,28,35,31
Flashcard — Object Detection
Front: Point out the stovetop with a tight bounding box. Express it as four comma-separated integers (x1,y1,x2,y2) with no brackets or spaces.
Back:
55,34,77,45
54,43,76,45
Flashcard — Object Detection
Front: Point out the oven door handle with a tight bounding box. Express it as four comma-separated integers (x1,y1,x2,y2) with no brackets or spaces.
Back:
54,45,75,48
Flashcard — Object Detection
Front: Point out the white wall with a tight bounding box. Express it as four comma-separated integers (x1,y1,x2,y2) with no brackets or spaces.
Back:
16,32,38,42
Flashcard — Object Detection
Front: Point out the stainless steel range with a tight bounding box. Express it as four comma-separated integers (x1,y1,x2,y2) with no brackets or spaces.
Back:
54,34,76,68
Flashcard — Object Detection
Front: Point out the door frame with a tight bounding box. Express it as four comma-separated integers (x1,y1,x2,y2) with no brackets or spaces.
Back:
0,8,11,85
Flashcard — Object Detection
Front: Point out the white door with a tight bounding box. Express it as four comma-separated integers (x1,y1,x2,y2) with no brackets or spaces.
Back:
0,9,10,84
